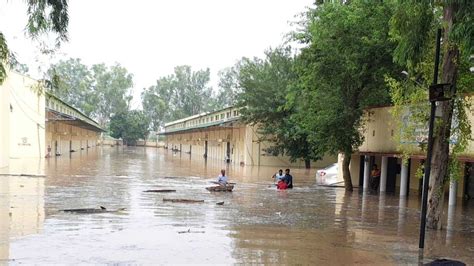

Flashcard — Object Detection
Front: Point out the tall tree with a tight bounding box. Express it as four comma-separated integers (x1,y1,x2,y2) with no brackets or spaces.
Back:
91,63,133,127
390,0,474,229
141,87,167,131
143,65,215,124
109,110,150,145
215,66,241,109
48,58,95,116
1,0,69,84
237,47,319,168
297,0,399,190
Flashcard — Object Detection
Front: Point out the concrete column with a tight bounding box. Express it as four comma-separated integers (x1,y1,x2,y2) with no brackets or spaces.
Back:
446,204,455,244
380,156,388,193
448,180,458,206
400,162,409,197
363,155,370,191
397,198,407,235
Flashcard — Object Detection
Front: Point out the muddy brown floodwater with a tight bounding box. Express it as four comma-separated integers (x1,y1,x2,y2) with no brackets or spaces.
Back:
1,147,474,264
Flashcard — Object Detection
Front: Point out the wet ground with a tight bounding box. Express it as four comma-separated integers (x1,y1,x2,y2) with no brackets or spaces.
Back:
1,147,474,264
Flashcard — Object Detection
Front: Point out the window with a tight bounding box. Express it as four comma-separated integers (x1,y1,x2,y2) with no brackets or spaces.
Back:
216,115,219,120
220,114,224,119
233,110,237,116
226,112,230,118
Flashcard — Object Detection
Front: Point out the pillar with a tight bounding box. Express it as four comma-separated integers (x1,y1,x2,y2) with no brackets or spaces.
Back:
400,162,409,197
448,180,457,206
380,156,388,193
363,155,370,191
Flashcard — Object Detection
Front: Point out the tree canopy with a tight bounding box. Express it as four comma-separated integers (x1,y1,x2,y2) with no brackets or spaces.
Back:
294,0,399,183
141,65,216,127
1,0,69,84
48,59,134,127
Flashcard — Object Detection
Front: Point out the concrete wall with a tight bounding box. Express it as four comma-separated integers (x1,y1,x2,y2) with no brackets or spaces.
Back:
3,71,45,159
340,102,474,198
165,123,336,168
0,79,9,168
46,122,100,155
136,141,158,147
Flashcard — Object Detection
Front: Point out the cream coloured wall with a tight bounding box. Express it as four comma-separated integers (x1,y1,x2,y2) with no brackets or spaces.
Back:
164,123,337,168
0,79,9,168
6,72,45,158
46,122,100,155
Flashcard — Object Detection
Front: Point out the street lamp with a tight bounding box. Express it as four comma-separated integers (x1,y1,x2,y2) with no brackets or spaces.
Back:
419,29,452,250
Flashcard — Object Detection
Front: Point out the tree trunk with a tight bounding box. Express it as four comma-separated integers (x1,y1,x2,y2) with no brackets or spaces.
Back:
305,159,311,169
426,3,459,230
342,151,353,192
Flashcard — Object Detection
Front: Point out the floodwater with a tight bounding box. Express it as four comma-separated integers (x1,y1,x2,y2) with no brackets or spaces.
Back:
1,147,474,264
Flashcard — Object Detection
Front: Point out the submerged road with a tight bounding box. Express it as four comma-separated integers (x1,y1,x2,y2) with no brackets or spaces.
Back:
1,147,474,264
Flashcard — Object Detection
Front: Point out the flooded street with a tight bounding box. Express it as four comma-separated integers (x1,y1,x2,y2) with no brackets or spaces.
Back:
1,147,474,264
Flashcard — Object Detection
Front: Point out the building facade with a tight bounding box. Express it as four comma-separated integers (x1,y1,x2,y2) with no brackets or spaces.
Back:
341,102,474,201
0,70,103,172
162,107,336,168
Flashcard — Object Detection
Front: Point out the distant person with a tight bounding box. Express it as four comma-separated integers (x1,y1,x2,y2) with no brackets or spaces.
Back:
272,169,285,184
371,164,381,191
217,169,228,185
45,145,52,158
283,168,293,189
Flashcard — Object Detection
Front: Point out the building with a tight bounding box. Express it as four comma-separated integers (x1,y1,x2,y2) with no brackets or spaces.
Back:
161,106,336,168
0,70,104,173
340,102,474,202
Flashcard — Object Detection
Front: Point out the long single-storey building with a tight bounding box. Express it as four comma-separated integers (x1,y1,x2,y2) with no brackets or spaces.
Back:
0,70,104,173
340,101,474,203
161,106,336,168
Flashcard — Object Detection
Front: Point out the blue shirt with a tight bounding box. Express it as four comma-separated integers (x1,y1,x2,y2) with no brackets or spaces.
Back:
218,174,228,184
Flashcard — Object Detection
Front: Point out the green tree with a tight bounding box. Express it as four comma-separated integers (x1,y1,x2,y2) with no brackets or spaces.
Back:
110,110,150,145
237,47,318,168
296,0,399,190
1,0,69,84
91,63,133,127
144,65,215,123
141,87,167,131
215,66,241,109
48,58,95,116
389,0,474,229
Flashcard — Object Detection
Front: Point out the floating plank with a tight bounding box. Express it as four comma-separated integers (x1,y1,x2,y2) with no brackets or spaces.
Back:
143,189,177,193
163,198,204,203
61,207,126,214
178,229,205,234
206,185,234,192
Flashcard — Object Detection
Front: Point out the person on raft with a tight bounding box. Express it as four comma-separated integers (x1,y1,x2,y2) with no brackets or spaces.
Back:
217,169,229,185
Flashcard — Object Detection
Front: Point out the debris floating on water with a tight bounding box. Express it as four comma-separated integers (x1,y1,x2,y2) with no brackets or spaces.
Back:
143,189,177,193
216,201,224,205
178,228,205,234
61,207,126,214
163,198,204,203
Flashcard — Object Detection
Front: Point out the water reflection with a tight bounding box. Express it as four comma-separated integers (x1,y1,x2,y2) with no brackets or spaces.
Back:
0,175,44,262
0,147,473,264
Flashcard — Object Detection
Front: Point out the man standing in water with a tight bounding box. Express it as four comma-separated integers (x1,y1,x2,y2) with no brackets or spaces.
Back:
272,169,285,184
217,169,228,185
283,168,293,189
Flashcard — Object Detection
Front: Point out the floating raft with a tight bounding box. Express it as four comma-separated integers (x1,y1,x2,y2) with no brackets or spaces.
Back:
206,184,234,192
143,189,176,193
61,207,126,214
163,198,204,203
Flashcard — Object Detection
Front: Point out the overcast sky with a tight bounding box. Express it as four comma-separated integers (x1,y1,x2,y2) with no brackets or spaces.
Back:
0,0,312,108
